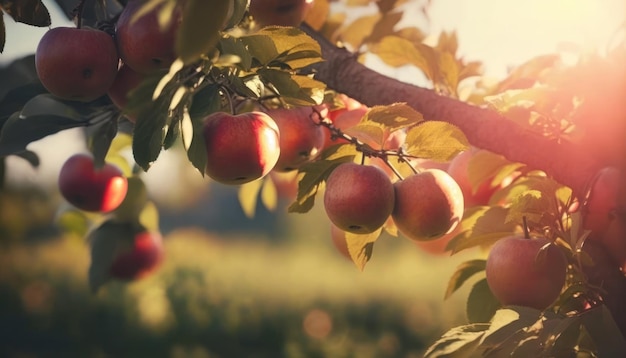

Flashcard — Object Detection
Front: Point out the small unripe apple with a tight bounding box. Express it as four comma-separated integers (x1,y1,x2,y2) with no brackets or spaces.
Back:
266,107,325,171
324,162,395,234
392,169,464,241
249,0,314,27
58,154,128,212
485,235,567,310
109,229,164,281
115,0,182,73
203,112,281,185
107,64,146,122
35,27,119,102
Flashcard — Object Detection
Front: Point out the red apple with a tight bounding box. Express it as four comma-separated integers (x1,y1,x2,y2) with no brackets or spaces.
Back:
324,162,395,234
107,64,146,122
330,223,351,260
115,0,181,73
447,150,498,207
58,154,128,212
392,169,464,241
109,229,164,281
203,111,281,185
249,0,314,27
321,106,367,149
35,27,119,102
266,106,325,171
485,235,567,310
583,167,620,237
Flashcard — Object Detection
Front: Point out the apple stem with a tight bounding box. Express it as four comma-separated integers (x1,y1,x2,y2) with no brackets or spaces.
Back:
72,0,87,29
522,216,530,239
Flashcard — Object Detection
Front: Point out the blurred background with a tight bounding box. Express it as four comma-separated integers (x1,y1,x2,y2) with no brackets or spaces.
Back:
0,0,624,357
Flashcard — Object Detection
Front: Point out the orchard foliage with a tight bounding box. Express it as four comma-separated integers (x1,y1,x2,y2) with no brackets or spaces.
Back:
1,0,626,356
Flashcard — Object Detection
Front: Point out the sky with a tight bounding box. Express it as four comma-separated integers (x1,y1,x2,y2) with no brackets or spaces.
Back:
1,0,625,191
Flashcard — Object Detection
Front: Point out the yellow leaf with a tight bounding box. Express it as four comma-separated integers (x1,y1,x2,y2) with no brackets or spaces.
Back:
340,14,381,49
346,229,382,271
304,0,330,31
238,179,263,218
372,36,436,80
261,176,278,212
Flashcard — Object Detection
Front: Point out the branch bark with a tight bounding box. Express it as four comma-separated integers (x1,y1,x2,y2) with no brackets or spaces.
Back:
301,24,603,197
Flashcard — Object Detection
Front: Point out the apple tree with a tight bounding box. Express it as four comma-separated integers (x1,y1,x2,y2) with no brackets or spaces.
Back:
1,0,626,356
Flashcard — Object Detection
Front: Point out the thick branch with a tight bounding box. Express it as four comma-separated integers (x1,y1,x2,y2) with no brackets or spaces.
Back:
302,24,602,197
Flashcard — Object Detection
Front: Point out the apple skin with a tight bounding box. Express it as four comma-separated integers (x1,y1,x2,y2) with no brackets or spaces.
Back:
266,107,325,171
107,64,145,122
485,235,567,310
447,150,498,207
330,223,351,260
583,167,620,237
203,112,281,185
109,230,164,281
35,27,119,102
392,169,464,241
249,0,314,27
58,154,128,212
115,0,181,74
324,162,395,234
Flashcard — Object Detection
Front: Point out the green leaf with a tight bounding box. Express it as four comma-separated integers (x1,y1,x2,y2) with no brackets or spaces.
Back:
242,26,322,67
405,121,469,161
480,307,543,346
1,0,50,27
444,259,486,299
0,112,85,156
258,68,325,106
467,278,501,323
467,151,524,195
175,0,230,64
0,82,47,122
423,323,489,358
506,189,548,225
581,305,626,357
224,0,248,29
448,206,518,254
111,176,149,222
219,36,253,71
87,116,118,168
185,84,222,174
0,12,5,53
88,220,135,293
346,229,380,271
238,178,263,218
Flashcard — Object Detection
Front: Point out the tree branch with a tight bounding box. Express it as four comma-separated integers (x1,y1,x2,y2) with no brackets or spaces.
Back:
301,24,603,197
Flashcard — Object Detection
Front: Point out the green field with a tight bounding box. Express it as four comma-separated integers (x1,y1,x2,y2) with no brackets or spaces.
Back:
0,204,481,358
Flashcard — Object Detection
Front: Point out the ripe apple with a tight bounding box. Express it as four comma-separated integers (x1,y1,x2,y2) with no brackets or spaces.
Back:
266,107,325,171
414,224,462,256
115,0,181,73
323,162,395,234
109,229,164,281
485,235,567,310
322,106,367,149
35,27,119,102
330,223,351,260
447,150,498,207
583,167,620,237
203,111,281,185
58,154,128,212
107,64,145,122
249,0,314,27
392,169,464,241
